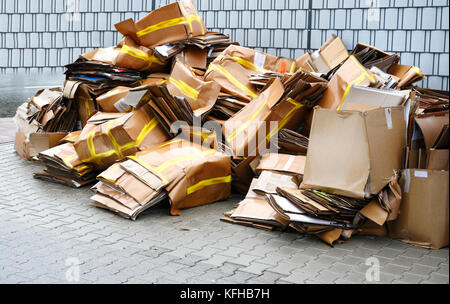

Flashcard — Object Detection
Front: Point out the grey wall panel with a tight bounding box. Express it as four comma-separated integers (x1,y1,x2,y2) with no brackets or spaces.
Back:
0,0,448,90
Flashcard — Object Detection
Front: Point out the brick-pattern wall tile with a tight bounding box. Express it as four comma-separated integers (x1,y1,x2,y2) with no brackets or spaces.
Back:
0,0,448,89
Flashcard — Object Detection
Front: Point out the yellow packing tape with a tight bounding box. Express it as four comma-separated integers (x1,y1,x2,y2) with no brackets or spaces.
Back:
411,66,424,78
336,74,368,111
65,133,80,142
129,149,216,185
227,98,268,142
78,96,93,117
215,54,267,73
168,77,199,100
208,63,258,99
349,55,376,83
336,56,377,111
82,118,159,165
119,44,165,70
289,62,296,73
136,13,204,38
266,98,303,141
187,175,231,195
178,1,205,37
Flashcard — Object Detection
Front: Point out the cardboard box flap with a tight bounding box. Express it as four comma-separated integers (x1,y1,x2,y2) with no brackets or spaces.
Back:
28,132,68,158
433,124,449,149
340,85,405,110
319,35,349,71
414,112,449,149
388,169,449,249
364,107,406,195
257,153,306,175
302,108,371,199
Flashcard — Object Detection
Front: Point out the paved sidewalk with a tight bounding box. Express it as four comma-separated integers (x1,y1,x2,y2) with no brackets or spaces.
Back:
0,142,448,284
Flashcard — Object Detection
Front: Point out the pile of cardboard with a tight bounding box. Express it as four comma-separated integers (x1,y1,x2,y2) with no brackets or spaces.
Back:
12,0,449,247
91,139,230,219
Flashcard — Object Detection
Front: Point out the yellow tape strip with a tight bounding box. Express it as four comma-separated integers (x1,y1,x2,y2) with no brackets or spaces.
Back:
155,149,216,174
128,155,169,185
178,1,205,36
215,54,268,73
336,73,367,111
82,128,115,166
65,134,80,142
77,96,93,117
208,63,258,99
187,175,231,195
61,153,77,169
168,77,199,100
119,44,165,70
349,55,376,83
189,130,217,140
82,118,159,165
129,149,216,185
411,66,424,78
266,98,303,141
136,14,204,38
289,62,296,74
106,121,124,159
227,98,268,142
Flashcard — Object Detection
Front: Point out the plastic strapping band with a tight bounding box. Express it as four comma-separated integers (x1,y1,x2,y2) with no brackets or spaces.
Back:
186,175,231,195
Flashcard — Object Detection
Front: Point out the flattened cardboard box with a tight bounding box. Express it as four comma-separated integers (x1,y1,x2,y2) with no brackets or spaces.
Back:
15,130,68,161
301,106,406,199
388,169,449,249
115,0,206,48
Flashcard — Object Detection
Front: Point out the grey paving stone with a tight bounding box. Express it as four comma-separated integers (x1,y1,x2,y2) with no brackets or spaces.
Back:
0,144,448,284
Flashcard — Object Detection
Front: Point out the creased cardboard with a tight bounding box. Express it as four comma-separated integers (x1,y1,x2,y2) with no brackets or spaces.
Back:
256,153,306,176
74,104,168,169
318,55,377,110
302,106,406,199
388,169,449,249
114,0,206,48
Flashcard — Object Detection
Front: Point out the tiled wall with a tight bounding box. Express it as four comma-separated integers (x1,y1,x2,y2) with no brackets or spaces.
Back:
0,0,448,89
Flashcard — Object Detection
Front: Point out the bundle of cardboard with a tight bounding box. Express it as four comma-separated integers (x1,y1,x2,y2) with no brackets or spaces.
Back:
91,139,231,219
34,141,96,188
73,104,168,169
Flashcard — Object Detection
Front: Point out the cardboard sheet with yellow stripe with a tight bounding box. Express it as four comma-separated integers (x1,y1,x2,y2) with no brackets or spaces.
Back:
74,104,169,169
91,139,231,219
223,69,328,158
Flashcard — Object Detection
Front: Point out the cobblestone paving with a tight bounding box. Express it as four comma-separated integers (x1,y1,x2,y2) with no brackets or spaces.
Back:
0,142,448,284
